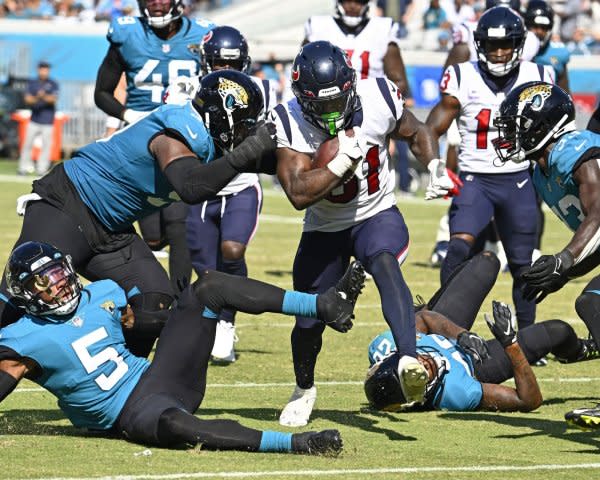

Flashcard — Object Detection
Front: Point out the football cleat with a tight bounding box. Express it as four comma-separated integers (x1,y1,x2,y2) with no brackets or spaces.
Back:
279,385,317,427
316,261,366,333
335,260,366,306
211,320,238,364
531,356,548,367
398,356,429,405
430,240,448,268
565,404,600,430
292,429,343,456
557,337,600,364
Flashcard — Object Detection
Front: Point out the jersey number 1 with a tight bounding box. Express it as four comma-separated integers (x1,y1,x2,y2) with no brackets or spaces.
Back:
344,50,370,79
475,108,491,150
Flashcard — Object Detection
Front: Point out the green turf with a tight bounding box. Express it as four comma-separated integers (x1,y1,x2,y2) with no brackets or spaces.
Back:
1,169,600,479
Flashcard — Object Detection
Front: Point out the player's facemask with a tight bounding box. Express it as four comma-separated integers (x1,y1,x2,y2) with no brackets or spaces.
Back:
301,88,358,137
23,262,82,318
139,0,183,29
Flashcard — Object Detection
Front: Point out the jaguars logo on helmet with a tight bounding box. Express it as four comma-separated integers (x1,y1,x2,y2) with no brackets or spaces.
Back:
217,77,249,112
493,81,576,163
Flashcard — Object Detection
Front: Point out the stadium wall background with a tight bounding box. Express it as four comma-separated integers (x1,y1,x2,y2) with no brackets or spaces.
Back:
0,20,598,154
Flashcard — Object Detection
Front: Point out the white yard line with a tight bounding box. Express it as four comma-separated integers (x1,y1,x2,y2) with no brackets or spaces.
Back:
24,463,600,480
13,375,600,394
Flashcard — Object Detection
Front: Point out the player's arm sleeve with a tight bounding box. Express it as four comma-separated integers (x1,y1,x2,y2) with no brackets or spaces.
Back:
163,155,240,204
271,106,293,149
94,45,128,120
439,64,460,99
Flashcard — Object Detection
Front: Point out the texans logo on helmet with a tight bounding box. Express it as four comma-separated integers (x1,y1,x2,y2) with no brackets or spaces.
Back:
202,30,213,43
291,67,300,82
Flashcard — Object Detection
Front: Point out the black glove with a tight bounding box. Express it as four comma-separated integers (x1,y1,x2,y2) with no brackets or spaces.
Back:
485,301,517,348
456,331,490,364
522,250,573,289
225,121,277,173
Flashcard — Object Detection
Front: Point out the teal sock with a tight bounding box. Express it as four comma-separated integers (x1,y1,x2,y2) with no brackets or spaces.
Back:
258,431,293,452
282,291,317,317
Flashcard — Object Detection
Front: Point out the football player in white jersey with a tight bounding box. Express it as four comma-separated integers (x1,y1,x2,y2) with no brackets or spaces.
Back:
426,7,554,333
445,0,540,70
271,40,455,427
164,26,278,364
304,0,410,97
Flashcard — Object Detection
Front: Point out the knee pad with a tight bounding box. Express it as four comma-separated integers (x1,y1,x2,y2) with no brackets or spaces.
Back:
129,292,174,337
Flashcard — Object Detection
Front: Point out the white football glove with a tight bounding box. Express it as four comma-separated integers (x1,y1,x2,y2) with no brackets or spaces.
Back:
328,127,368,178
122,109,149,125
425,158,455,200
163,75,199,105
16,193,41,216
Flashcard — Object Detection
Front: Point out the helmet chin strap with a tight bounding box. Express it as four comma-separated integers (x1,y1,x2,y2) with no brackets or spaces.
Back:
524,116,577,158
145,5,182,29
480,49,520,77
335,3,368,28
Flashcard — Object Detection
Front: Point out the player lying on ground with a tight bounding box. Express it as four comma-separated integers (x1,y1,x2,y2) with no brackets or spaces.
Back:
0,242,366,454
365,252,598,412
494,81,600,427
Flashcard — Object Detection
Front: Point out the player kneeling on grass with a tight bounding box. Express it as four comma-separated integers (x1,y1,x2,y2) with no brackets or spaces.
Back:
0,241,366,454
365,252,599,412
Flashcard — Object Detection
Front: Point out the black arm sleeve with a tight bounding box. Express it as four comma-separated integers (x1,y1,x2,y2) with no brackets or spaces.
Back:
0,369,18,403
94,45,128,119
587,107,600,134
163,156,240,204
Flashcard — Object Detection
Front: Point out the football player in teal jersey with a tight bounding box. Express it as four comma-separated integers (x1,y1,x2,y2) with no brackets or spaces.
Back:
0,241,366,453
525,1,570,92
365,252,596,412
1,71,276,360
495,81,600,428
94,0,215,297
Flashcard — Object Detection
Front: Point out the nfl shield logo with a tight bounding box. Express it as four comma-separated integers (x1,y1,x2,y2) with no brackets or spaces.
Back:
162,44,171,53
71,316,83,327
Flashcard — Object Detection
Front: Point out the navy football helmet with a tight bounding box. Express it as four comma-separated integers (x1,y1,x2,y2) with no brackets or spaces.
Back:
200,26,252,76
291,41,359,136
138,0,183,29
524,0,554,48
485,0,521,12
5,241,82,318
335,0,370,28
364,350,447,411
493,81,576,163
192,70,264,152
474,6,526,77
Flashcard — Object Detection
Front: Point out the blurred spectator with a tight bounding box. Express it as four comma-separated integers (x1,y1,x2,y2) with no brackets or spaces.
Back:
567,27,594,54
423,0,450,29
377,0,416,38
17,61,58,176
95,0,137,21
555,0,585,42
436,29,451,51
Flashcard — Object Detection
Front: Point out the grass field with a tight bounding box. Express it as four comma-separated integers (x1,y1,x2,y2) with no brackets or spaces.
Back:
1,160,600,479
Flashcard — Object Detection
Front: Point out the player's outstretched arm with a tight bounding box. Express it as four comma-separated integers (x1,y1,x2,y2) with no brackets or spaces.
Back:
480,302,542,412
155,125,276,204
94,46,129,121
383,44,410,98
416,310,489,364
0,357,29,403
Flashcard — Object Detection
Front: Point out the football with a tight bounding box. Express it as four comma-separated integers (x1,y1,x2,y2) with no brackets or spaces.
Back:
311,129,355,171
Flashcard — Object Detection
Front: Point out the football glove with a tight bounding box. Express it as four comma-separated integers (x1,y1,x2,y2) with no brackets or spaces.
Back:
425,158,455,200
521,250,573,302
456,331,490,364
484,301,517,348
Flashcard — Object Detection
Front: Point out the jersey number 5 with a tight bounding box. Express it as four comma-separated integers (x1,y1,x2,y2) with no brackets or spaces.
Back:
72,327,129,391
134,59,197,104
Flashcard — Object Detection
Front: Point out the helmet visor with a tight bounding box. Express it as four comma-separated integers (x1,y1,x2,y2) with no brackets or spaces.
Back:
26,263,79,312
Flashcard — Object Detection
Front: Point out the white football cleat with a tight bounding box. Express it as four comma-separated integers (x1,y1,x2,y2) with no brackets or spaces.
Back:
398,355,429,406
279,385,317,427
211,320,238,363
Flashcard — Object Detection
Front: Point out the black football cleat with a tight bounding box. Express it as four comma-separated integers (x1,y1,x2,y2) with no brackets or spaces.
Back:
336,260,366,306
292,429,343,456
565,404,600,430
